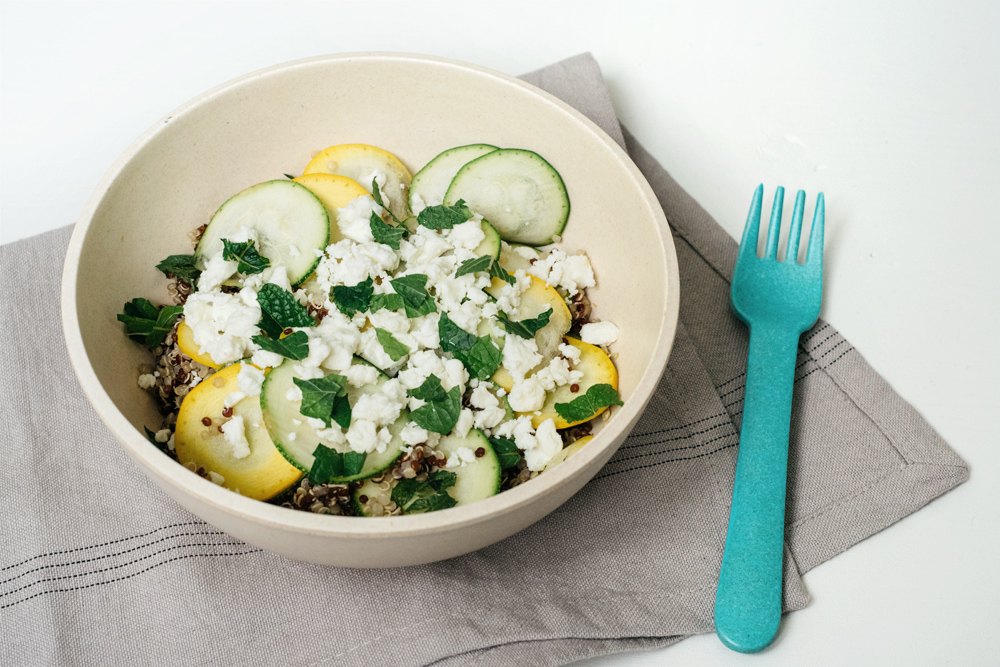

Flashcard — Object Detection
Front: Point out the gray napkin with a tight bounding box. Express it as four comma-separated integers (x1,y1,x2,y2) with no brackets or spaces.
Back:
0,54,967,666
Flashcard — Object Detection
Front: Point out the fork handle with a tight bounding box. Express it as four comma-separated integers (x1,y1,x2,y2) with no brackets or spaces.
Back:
714,324,801,653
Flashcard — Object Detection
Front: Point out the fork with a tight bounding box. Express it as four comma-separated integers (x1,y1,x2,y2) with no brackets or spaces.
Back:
713,185,825,653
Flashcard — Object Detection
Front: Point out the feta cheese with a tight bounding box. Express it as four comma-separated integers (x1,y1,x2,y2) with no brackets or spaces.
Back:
400,423,430,446
220,416,251,459
558,342,582,365
265,266,292,292
445,446,477,468
580,321,620,346
447,220,486,252
508,377,546,412
452,409,475,439
137,374,156,389
285,384,303,402
236,364,265,397
183,288,261,365
336,195,380,243
345,363,380,388
198,253,238,292
501,334,542,383
207,471,226,485
470,384,507,430
346,419,379,454
352,391,404,427
494,270,531,315
528,249,596,297
223,391,245,409
525,419,563,471
410,192,429,215
154,429,171,443
250,347,284,369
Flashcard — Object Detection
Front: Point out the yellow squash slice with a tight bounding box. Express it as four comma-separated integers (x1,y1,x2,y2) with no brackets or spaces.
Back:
176,320,220,369
175,363,301,500
303,144,412,221
490,275,573,391
544,435,594,471
520,337,619,429
293,173,370,245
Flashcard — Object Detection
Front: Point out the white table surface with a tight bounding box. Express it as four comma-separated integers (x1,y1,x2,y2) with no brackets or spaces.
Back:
3,1,998,665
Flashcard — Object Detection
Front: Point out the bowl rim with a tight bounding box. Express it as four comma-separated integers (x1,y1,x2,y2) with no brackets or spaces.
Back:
61,51,680,539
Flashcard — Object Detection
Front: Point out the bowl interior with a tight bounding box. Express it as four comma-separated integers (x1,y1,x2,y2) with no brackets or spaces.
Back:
68,53,675,533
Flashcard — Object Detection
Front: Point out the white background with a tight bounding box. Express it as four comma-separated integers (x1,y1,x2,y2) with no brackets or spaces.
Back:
2,1,998,665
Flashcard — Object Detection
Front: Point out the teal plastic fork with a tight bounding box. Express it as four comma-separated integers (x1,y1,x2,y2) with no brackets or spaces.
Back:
714,185,825,653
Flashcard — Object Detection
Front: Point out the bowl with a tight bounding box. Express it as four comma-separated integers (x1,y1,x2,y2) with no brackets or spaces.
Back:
61,53,680,567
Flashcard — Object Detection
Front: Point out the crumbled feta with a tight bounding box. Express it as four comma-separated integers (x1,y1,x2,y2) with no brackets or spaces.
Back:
447,220,486,252
501,334,543,383
286,384,303,402
532,356,583,392
346,419,378,454
528,249,596,297
183,287,261,365
207,471,226,485
469,384,507,430
220,416,251,459
236,364,265,397
265,266,292,292
198,253,238,292
558,342,582,365
345,363,380,388
410,192,429,215
445,446,477,468
453,409,475,439
154,429,171,443
580,321,620,346
352,391,404,427
508,377,546,412
223,391,245,409
400,423,430,446
137,374,156,389
250,347,284,369
525,419,563,471
494,270,531,315
336,195,380,243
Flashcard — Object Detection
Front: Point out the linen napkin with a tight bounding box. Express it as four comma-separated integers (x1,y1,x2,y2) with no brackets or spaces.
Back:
0,54,968,666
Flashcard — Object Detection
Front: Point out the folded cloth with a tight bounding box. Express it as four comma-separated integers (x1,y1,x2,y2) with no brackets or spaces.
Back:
0,53,967,666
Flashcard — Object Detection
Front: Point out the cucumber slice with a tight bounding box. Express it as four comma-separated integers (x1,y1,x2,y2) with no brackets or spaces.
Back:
436,429,501,504
499,242,541,273
303,144,412,221
352,429,501,516
409,144,498,211
195,180,329,287
260,357,406,483
444,149,569,246
475,220,502,260
174,363,302,500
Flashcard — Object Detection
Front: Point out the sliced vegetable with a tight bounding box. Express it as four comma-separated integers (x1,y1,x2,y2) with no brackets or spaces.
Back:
444,149,569,246
174,363,302,500
195,180,329,286
293,172,370,245
409,144,498,211
260,357,406,482
498,242,541,274
519,337,619,429
176,320,220,369
303,144,412,221
544,435,593,471
489,275,573,391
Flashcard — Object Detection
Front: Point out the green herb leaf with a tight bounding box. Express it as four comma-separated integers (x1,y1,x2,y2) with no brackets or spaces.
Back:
343,451,367,477
369,212,406,250
497,307,552,339
455,336,503,381
256,283,315,338
250,331,309,361
155,254,201,282
222,238,270,275
489,260,516,286
375,328,410,362
117,298,183,350
391,470,458,513
309,445,344,484
331,276,374,317
390,274,438,318
437,312,477,353
489,436,522,469
283,173,296,179
407,375,461,434
143,426,163,449
554,383,623,423
455,255,492,278
369,293,405,313
416,199,471,230
370,179,402,224
293,374,349,428
331,394,352,429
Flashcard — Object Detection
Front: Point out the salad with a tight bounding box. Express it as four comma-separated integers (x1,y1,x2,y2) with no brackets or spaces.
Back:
120,143,622,517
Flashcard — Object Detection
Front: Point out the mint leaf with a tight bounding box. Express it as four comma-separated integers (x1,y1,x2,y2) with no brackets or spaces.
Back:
309,445,344,484
369,212,405,250
343,451,367,477
283,173,296,179
554,383,623,423
251,331,309,361
331,276,373,317
331,393,352,429
375,328,410,362
497,308,552,339
438,312,477,353
256,283,315,338
294,374,349,428
455,255,492,278
455,336,503,381
390,274,438,318
489,436,521,469
489,260,516,286
156,254,201,282
370,179,402,224
391,470,458,514
407,375,461,435
369,293,405,313
117,299,183,350
416,200,471,230
222,238,270,275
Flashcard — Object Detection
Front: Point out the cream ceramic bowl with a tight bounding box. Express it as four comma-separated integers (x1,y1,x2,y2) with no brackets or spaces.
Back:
61,53,680,567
